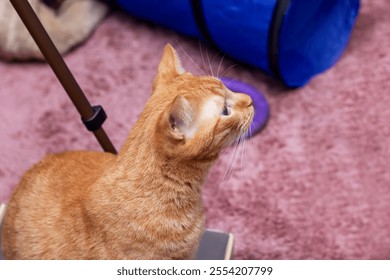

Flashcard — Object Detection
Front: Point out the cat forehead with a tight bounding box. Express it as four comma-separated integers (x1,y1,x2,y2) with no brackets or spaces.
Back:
178,75,224,90
199,96,223,121
201,77,225,91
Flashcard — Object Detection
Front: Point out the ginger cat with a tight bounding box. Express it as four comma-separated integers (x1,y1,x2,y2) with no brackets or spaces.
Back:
1,44,254,259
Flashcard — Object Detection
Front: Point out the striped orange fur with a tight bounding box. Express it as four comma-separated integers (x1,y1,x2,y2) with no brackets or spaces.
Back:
1,44,253,259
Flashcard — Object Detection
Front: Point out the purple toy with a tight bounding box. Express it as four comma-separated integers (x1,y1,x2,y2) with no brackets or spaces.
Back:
221,77,269,138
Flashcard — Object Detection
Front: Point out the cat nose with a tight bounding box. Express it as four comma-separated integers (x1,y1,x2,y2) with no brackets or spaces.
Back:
237,93,253,108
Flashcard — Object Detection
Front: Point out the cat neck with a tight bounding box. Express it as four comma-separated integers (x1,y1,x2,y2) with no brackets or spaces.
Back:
113,129,212,193
117,92,205,183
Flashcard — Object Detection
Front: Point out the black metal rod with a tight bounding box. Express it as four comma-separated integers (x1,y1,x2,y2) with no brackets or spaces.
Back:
10,0,117,154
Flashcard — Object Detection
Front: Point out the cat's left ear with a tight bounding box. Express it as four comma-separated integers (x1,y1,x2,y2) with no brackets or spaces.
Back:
167,96,195,141
155,44,185,83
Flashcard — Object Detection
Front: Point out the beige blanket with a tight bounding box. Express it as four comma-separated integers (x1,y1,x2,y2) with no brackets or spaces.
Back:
0,0,108,60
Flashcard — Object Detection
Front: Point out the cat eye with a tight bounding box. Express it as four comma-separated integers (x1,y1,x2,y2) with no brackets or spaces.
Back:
221,105,230,116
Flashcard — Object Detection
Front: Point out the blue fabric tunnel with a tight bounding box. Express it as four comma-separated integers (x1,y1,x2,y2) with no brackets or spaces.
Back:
116,0,360,87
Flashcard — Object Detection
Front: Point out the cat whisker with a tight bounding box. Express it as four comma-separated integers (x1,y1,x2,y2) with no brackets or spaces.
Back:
216,159,237,196
211,50,222,75
199,41,207,75
215,135,243,196
215,152,234,195
240,135,246,173
217,53,227,78
205,47,214,77
234,135,244,174
220,64,237,79
232,135,246,177
175,39,206,75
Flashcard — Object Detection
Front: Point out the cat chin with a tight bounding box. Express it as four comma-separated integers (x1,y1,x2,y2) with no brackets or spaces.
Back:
228,124,252,147
222,133,242,148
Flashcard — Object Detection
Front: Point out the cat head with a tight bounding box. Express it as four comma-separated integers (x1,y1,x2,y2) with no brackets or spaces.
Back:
151,44,254,161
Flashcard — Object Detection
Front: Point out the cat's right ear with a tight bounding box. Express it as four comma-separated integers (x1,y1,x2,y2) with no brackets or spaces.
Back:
166,96,195,141
154,44,185,85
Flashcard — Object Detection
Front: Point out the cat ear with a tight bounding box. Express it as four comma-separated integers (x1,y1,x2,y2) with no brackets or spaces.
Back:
168,96,195,140
156,44,185,82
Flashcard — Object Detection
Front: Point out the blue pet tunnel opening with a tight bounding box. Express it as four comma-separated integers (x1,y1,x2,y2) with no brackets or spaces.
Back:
116,0,360,87
278,0,360,87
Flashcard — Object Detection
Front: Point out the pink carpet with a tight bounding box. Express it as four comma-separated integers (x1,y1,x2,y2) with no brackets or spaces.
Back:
1,0,390,259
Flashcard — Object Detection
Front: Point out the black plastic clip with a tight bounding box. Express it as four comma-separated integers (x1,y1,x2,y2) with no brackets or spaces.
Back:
82,105,107,132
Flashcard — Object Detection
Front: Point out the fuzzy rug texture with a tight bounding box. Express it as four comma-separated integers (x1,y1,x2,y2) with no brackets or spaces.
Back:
1,0,390,259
